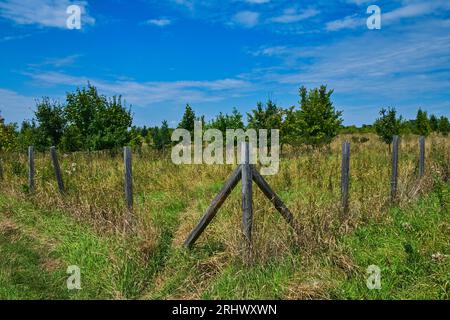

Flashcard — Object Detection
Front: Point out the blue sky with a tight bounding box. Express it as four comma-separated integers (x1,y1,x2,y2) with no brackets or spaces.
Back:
0,0,449,127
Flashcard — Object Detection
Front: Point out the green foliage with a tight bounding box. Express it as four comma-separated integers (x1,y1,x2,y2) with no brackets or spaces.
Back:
438,116,450,136
34,98,66,147
247,100,283,146
429,114,439,132
65,85,132,151
0,121,18,152
59,125,83,152
247,100,283,131
374,107,402,145
207,107,244,134
178,104,196,133
414,108,431,137
295,85,343,147
153,120,172,150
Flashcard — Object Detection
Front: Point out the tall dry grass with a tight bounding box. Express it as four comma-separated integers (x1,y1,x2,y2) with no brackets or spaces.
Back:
0,133,448,294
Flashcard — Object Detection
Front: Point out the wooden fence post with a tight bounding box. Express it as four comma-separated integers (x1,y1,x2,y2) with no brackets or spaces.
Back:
241,142,253,248
391,135,399,203
28,146,34,193
419,136,425,178
341,141,350,217
124,146,133,211
50,146,65,194
0,157,3,181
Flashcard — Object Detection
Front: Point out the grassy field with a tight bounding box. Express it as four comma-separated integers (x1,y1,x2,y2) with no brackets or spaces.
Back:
0,133,448,299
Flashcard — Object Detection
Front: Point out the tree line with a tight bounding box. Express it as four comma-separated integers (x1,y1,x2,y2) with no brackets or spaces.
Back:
0,83,449,153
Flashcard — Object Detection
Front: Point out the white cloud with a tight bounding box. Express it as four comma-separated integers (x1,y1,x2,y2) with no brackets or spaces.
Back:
0,89,36,123
31,54,82,67
269,8,319,24
232,11,260,28
251,46,288,56
326,14,361,31
383,2,449,24
327,1,450,31
244,0,270,4
145,18,172,27
24,71,253,107
0,0,95,28
0,33,32,42
346,0,374,5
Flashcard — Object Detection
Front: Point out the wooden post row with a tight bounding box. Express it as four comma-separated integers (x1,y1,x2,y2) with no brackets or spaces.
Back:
419,136,425,178
341,141,350,216
50,146,65,194
391,135,399,202
124,146,133,211
28,146,34,193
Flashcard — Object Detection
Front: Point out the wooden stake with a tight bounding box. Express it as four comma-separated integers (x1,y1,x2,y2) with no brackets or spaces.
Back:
252,167,297,231
184,165,242,248
28,146,34,193
124,146,133,211
241,142,253,247
419,136,425,178
391,135,399,203
341,141,350,217
50,146,65,194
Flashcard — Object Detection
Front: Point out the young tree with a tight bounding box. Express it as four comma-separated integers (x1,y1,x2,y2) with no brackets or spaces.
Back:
207,107,244,136
296,85,343,147
429,114,439,132
438,116,450,136
280,105,301,147
414,108,431,136
178,104,196,133
247,100,283,147
374,107,402,147
153,120,171,151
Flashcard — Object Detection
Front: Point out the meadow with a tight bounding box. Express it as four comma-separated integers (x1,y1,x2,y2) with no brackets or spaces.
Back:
0,133,448,299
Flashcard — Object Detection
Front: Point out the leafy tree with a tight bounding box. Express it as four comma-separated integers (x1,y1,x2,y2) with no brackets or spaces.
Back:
438,116,450,136
374,107,402,146
64,84,132,151
59,125,83,152
429,114,439,132
34,97,66,147
178,104,196,133
296,85,343,147
414,108,431,136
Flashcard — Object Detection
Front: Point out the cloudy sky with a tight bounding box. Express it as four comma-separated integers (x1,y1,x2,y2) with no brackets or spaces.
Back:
0,0,449,126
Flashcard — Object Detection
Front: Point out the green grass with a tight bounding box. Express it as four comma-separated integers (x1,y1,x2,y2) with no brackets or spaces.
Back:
333,183,449,299
0,182,448,299
0,195,157,299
